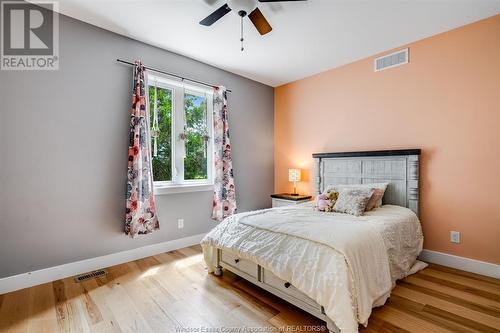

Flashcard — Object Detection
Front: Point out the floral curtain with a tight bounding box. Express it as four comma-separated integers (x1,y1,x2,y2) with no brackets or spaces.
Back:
212,86,237,222
125,60,160,237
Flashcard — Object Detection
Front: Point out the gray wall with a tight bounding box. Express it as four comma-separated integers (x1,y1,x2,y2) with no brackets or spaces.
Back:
0,12,274,278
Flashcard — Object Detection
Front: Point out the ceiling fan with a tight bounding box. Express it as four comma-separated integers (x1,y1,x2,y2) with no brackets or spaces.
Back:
200,0,307,51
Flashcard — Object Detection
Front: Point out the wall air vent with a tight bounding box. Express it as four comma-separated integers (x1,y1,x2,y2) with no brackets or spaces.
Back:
374,48,409,72
74,269,107,282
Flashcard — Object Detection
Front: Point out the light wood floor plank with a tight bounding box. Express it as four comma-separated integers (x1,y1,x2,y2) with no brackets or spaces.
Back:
79,279,122,333
372,305,455,333
405,274,500,310
386,294,488,333
118,262,178,332
420,268,500,294
0,288,30,333
414,272,500,303
27,282,57,333
1,246,499,333
428,264,500,286
392,284,500,329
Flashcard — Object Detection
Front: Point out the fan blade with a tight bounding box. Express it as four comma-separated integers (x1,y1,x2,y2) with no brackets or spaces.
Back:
199,4,231,26
258,0,307,2
248,8,272,35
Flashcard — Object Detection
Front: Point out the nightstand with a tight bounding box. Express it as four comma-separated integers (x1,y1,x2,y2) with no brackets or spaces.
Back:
271,193,312,208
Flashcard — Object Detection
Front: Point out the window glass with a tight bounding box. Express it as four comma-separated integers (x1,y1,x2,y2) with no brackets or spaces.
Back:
184,92,208,180
147,73,213,188
148,85,172,182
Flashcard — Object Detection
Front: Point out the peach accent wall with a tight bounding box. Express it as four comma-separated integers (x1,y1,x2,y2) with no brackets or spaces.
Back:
274,15,500,264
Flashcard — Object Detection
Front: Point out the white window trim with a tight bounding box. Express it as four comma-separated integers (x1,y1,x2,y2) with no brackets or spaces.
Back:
146,72,214,195
154,183,214,195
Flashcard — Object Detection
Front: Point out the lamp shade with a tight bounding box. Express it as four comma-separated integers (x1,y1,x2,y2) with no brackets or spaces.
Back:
288,168,301,182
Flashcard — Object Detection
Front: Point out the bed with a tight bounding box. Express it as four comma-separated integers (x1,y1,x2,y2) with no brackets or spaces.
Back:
201,149,424,333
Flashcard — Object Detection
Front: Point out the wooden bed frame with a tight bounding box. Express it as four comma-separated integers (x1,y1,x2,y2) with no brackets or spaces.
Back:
213,149,421,333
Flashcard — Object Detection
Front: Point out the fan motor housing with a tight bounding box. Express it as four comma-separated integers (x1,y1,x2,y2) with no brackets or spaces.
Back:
227,0,257,15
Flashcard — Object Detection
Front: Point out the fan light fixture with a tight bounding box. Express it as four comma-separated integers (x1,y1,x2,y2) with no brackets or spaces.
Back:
199,0,307,51
227,0,257,15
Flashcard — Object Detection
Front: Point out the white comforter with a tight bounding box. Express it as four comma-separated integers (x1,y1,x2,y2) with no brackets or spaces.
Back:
201,204,424,333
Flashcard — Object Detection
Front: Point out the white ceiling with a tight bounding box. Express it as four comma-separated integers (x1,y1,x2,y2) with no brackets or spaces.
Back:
55,0,500,87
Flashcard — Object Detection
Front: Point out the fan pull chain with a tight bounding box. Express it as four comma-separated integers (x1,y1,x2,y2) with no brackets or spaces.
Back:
240,15,244,52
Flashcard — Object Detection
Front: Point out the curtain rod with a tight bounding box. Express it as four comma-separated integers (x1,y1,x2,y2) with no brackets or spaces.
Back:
116,59,232,92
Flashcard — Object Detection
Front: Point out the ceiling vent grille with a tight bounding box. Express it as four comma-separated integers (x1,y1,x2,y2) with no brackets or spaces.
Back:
374,48,408,72
74,269,107,282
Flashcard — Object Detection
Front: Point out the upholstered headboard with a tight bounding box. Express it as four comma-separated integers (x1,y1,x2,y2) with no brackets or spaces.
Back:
312,149,421,215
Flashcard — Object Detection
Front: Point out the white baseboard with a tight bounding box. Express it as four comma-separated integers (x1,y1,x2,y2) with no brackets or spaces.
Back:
0,233,206,295
419,249,499,279
2,239,497,295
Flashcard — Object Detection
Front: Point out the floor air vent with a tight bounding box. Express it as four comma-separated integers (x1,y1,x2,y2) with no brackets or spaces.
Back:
374,48,408,72
74,269,107,282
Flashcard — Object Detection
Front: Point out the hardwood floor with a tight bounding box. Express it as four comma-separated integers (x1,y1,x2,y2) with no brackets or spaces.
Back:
0,245,499,333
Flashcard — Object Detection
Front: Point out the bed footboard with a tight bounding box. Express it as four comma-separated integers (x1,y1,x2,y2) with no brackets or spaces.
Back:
213,247,340,333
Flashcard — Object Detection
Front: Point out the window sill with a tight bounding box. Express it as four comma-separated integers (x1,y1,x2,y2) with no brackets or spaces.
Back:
154,183,214,195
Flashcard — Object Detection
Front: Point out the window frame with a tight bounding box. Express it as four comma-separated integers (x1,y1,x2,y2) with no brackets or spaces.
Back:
145,72,214,194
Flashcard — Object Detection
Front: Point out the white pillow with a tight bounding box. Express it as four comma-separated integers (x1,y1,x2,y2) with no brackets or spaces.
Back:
324,183,389,208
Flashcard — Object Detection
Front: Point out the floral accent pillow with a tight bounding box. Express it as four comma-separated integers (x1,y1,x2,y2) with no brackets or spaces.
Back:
333,188,374,216
315,190,338,212
325,183,388,211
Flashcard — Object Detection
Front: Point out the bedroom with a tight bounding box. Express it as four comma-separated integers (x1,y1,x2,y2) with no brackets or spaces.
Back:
0,0,499,332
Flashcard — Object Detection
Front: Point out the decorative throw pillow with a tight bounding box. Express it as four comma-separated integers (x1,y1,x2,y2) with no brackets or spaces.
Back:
325,183,388,210
316,194,330,211
315,190,338,212
365,188,385,211
333,188,374,216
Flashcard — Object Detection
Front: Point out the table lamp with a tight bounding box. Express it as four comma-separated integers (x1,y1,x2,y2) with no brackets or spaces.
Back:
288,168,301,196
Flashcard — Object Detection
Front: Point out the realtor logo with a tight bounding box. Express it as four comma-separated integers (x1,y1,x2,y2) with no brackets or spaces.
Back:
1,1,59,70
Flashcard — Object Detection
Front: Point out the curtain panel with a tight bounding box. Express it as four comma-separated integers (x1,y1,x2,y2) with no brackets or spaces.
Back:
212,86,237,222
125,60,160,237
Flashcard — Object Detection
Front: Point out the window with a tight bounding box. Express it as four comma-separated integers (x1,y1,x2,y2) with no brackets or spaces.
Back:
147,73,214,193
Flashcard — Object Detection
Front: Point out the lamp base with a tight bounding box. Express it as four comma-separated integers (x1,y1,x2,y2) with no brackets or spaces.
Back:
290,193,299,196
